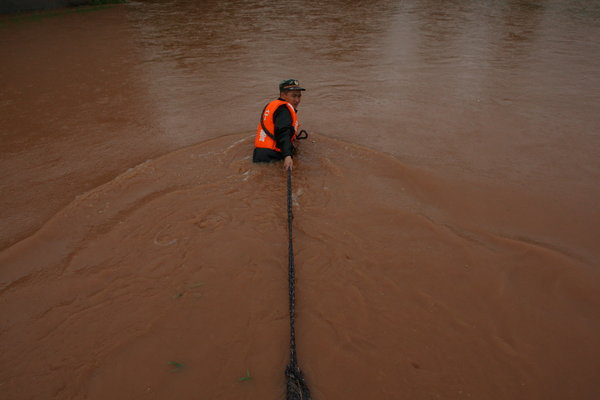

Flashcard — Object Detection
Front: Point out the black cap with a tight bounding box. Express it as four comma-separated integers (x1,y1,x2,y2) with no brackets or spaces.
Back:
279,79,306,92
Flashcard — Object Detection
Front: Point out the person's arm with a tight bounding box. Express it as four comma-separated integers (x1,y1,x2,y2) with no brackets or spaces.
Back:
273,106,294,158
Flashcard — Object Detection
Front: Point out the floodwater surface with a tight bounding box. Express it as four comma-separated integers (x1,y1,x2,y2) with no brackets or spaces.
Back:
1,1,599,399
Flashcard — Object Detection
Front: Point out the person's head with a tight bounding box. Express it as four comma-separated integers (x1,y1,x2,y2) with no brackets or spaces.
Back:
279,79,305,109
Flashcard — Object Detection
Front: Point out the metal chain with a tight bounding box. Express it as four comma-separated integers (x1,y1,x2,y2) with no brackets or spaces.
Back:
287,169,298,366
285,169,311,400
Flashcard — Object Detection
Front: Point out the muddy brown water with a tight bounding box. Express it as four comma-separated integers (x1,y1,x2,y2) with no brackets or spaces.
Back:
1,1,599,399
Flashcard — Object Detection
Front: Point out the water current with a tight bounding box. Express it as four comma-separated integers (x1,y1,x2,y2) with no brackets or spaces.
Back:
1,1,599,399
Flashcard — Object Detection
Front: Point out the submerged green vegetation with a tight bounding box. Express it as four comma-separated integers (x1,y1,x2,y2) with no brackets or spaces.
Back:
238,369,253,382
167,361,185,372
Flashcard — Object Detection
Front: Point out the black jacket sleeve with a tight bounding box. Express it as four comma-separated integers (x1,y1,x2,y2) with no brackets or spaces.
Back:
273,105,294,157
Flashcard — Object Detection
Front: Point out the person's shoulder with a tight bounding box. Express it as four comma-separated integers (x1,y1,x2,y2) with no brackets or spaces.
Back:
274,103,291,116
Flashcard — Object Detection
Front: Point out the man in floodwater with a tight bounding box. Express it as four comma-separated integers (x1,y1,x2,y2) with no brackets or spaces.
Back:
253,79,305,170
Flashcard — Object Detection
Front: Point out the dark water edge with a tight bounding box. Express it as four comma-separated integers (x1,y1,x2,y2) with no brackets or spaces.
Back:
0,0,125,15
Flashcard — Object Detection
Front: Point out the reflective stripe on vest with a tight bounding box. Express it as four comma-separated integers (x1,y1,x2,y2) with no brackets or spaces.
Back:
254,100,299,152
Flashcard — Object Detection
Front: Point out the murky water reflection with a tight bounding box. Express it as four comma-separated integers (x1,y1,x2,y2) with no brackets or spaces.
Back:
1,1,599,399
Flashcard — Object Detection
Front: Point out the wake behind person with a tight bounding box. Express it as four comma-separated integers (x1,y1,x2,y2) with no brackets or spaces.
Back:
253,79,306,170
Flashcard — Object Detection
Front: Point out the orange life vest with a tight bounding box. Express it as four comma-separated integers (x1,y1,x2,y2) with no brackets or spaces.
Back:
254,100,299,152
